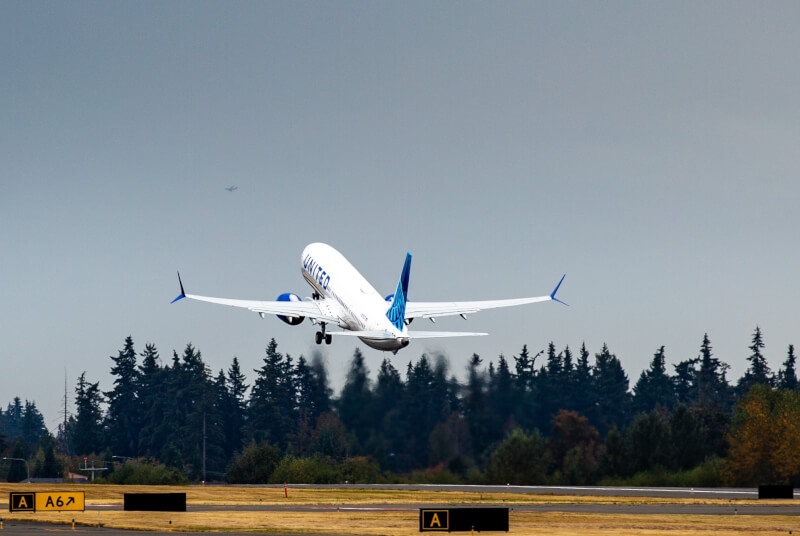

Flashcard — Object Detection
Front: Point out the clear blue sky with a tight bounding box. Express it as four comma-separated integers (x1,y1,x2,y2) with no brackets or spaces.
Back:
2,1,799,431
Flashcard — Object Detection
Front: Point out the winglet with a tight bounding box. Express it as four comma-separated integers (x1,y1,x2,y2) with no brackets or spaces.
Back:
171,271,186,304
550,274,568,306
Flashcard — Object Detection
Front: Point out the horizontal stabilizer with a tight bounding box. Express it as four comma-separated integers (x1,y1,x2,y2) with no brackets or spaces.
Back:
329,330,487,339
406,331,488,338
329,331,396,339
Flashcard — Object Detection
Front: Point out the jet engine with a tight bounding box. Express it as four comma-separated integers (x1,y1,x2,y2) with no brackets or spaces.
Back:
277,293,305,325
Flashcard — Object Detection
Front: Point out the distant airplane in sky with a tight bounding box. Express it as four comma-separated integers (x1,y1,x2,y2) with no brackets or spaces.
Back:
172,243,567,354
225,185,238,192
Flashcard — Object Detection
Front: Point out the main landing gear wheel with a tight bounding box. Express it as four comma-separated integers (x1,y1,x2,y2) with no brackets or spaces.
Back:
315,332,333,345
315,322,331,345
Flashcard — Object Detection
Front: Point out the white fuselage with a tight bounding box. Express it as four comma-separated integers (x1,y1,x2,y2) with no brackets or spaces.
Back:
300,243,409,351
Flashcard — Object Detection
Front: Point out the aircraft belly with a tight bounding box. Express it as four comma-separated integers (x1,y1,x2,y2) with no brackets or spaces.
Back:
358,336,410,352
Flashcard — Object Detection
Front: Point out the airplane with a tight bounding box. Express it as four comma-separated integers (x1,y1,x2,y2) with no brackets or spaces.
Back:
225,185,238,192
171,242,567,354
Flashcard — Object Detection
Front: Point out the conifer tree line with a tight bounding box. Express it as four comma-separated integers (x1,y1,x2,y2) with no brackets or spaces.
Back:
2,327,800,486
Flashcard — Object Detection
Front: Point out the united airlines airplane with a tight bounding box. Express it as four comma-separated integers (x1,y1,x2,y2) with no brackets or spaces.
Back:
172,242,567,354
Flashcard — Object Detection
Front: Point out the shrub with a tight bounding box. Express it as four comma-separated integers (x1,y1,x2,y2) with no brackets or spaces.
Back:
340,456,381,483
96,461,187,485
270,454,341,484
226,441,281,484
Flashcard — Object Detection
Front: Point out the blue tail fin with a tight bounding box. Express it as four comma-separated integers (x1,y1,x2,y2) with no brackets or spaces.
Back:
386,253,411,330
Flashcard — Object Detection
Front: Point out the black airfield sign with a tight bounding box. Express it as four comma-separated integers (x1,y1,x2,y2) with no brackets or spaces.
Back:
9,493,35,512
420,508,509,532
124,493,187,512
759,485,794,499
421,510,450,531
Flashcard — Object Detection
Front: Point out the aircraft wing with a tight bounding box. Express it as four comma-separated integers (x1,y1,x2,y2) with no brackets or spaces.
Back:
404,274,567,320
171,274,341,324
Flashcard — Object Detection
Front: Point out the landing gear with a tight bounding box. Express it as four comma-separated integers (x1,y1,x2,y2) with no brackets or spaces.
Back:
315,322,332,345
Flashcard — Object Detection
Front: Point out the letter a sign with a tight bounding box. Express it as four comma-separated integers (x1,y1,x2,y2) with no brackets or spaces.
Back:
420,509,449,531
9,493,36,512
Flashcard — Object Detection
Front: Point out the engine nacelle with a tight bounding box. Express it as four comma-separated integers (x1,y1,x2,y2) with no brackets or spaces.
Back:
277,293,305,325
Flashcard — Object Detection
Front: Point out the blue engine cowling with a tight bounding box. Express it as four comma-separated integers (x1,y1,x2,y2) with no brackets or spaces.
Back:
277,293,305,325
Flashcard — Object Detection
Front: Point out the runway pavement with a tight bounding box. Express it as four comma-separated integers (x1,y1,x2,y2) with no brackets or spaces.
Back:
0,520,347,536
181,502,800,515
256,483,776,500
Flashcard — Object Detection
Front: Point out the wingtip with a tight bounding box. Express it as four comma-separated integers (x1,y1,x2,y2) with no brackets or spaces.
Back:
550,274,568,306
171,271,186,304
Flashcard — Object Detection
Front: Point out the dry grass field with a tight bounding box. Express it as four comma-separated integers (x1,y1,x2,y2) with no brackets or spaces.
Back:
0,484,797,535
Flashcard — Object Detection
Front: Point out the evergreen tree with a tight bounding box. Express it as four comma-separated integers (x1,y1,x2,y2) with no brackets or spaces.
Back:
373,358,405,470
463,354,492,458
309,353,333,417
545,341,563,377
398,355,453,467
224,357,248,455
205,369,230,477
777,345,798,391
4,397,24,440
72,372,105,455
633,346,675,412
487,355,518,436
513,344,534,387
672,358,698,406
249,339,296,448
592,344,630,434
572,343,595,424
599,425,627,477
562,345,574,378
177,343,220,479
625,410,670,473
21,400,46,446
6,441,28,482
375,358,404,417
151,351,186,465
537,342,565,425
33,432,62,478
693,334,732,411
667,404,703,470
106,335,141,457
294,353,331,434
430,356,456,424
737,326,773,396
693,405,731,461
137,343,166,456
560,345,576,410
511,345,540,430
338,347,373,449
